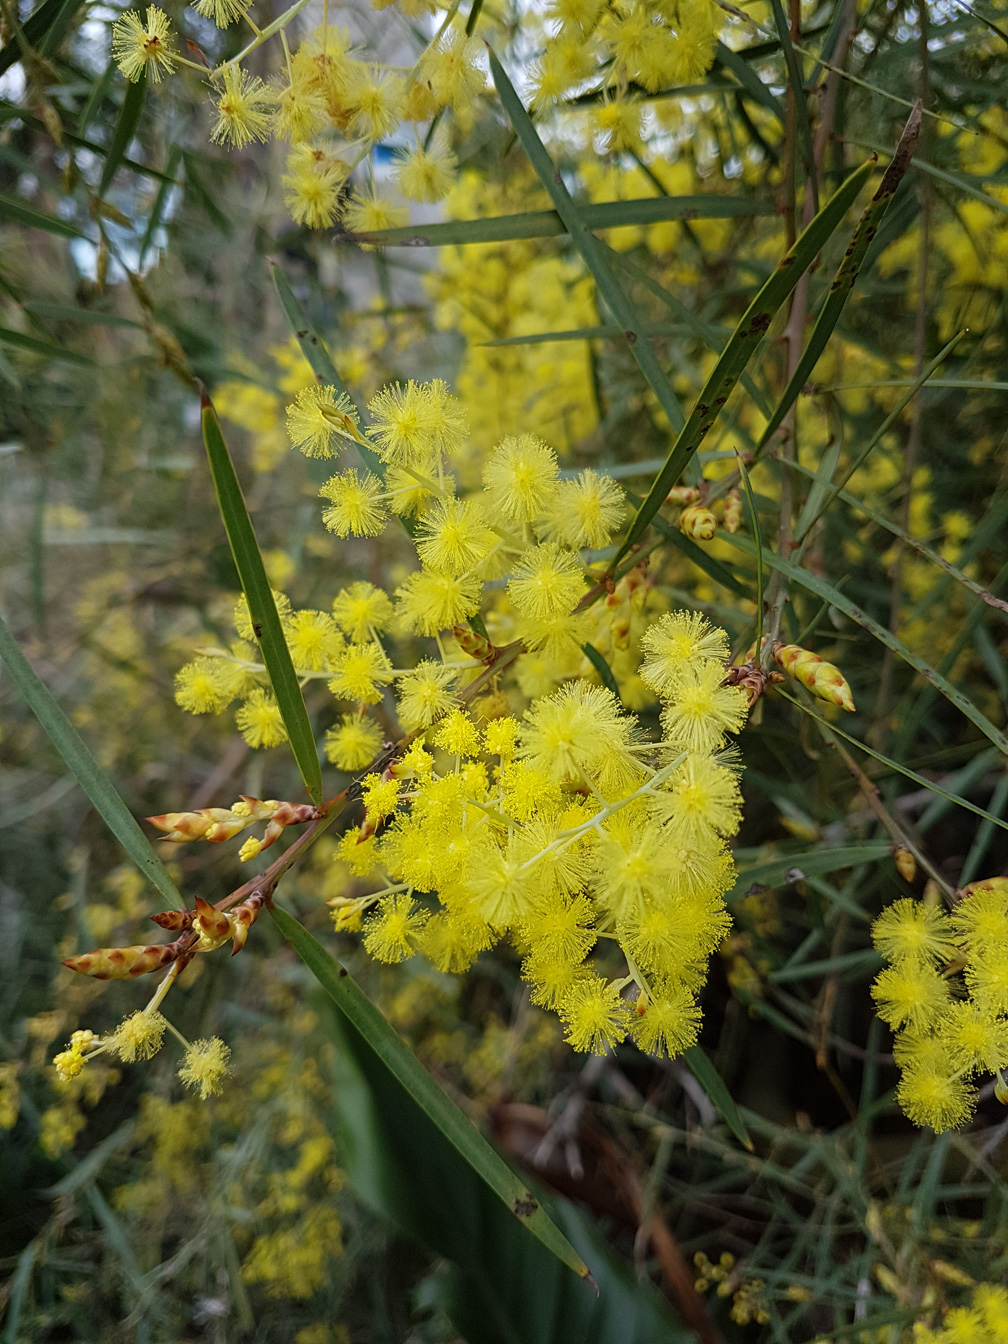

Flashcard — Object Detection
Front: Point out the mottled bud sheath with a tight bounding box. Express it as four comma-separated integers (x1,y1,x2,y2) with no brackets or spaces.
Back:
893,846,917,883
146,810,216,842
451,623,496,661
63,942,180,980
193,897,232,947
665,485,700,506
772,642,855,712
150,910,192,931
722,489,743,534
230,888,270,955
678,505,718,541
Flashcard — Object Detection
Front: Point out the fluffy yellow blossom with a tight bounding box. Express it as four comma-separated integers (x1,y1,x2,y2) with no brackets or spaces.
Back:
193,0,250,25
109,1011,167,1063
328,643,393,704
286,385,357,458
508,543,585,621
320,469,388,537
282,146,349,229
395,660,458,729
332,582,394,642
393,139,458,202
395,569,482,636
178,1038,231,1100
363,894,429,962
235,689,288,749
112,6,175,82
210,67,274,148
482,434,559,523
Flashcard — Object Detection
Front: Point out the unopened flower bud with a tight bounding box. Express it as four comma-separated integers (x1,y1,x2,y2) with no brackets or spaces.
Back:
192,897,232,951
451,623,496,661
772,642,855,712
722,489,743,534
146,810,216,842
666,485,701,507
679,505,718,541
53,1050,84,1081
893,846,916,884
63,942,180,980
239,836,263,863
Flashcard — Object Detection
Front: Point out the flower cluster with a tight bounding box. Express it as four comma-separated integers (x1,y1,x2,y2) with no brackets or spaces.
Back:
870,878,1008,1131
913,1281,1008,1344
328,611,747,1057
53,1010,231,1100
176,376,664,753
109,0,722,231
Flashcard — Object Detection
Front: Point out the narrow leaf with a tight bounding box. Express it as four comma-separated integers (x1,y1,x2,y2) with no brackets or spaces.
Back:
200,390,323,804
682,1045,753,1150
270,264,422,542
793,435,842,541
722,533,1008,757
341,192,773,247
788,457,1008,616
0,0,88,74
98,70,146,196
138,142,182,268
488,45,687,434
0,327,93,364
757,103,922,452
730,842,893,895
0,190,85,238
24,302,140,328
793,330,967,542
0,612,185,911
270,263,352,398
269,263,387,480
776,687,1008,829
770,948,882,983
270,904,594,1283
581,642,620,700
77,58,116,136
714,40,786,120
615,158,876,565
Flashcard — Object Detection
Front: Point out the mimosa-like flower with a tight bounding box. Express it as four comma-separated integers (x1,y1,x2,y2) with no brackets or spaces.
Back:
508,543,585,621
332,582,394,642
193,0,250,26
320,469,388,537
363,894,428,963
482,434,558,523
178,1037,231,1100
325,713,384,770
210,67,274,149
112,6,176,83
287,385,357,458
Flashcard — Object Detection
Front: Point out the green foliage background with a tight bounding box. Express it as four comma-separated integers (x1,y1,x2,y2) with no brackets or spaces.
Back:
1,0,1008,1338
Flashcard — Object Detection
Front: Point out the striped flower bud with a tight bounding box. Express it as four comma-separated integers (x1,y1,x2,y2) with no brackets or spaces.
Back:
63,942,181,980
150,909,192,931
772,642,855,712
230,888,270,955
192,897,232,951
679,505,718,542
893,846,917,884
146,810,218,842
665,485,701,507
722,489,743,534
452,623,496,661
